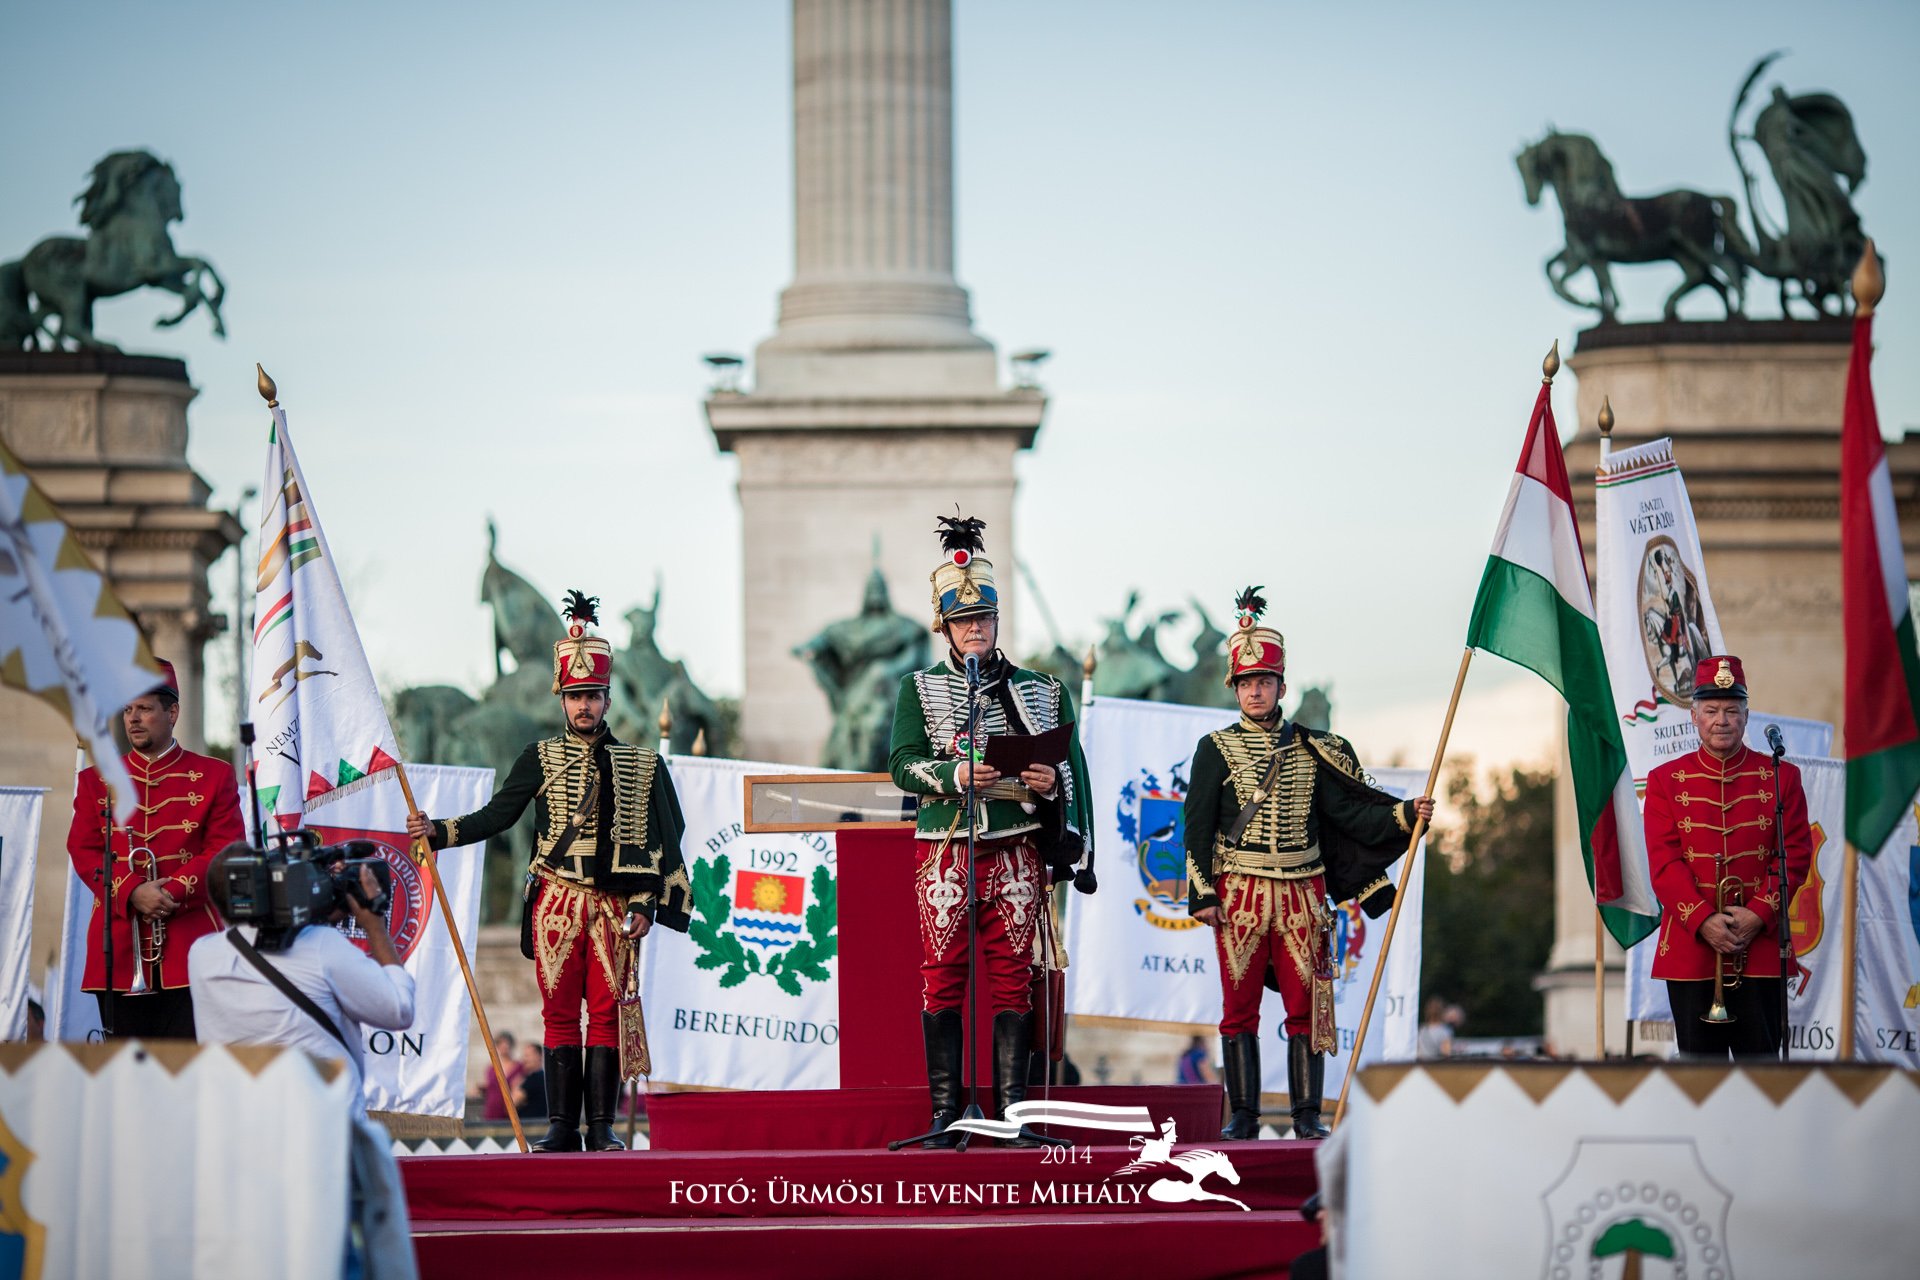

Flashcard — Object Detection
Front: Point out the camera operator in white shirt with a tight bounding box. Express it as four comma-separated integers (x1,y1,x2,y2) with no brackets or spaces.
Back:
189,844,416,1109
188,842,419,1280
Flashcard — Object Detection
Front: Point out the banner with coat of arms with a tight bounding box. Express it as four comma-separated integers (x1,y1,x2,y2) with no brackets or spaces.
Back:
641,756,840,1089
1069,697,1423,1099
300,762,492,1123
1625,756,1920,1067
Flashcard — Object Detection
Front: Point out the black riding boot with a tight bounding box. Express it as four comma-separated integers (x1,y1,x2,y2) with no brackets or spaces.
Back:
1288,1035,1331,1139
993,1011,1041,1148
531,1046,584,1152
583,1046,627,1152
1220,1032,1261,1140
920,1009,965,1148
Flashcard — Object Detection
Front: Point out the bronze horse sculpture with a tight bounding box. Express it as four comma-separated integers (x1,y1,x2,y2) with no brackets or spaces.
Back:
0,150,227,350
1517,130,1749,324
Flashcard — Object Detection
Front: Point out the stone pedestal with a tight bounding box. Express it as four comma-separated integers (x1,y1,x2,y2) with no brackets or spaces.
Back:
708,0,1045,765
1539,320,1920,1053
0,351,240,989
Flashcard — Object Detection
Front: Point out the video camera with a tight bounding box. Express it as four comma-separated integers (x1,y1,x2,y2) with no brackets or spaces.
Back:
216,829,394,952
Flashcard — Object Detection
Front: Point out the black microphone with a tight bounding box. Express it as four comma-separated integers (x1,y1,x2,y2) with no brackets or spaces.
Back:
1765,723,1786,758
964,652,979,685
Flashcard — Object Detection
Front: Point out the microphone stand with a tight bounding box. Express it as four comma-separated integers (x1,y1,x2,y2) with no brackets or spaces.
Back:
891,651,1066,1151
952,655,988,1151
1769,735,1791,1062
98,799,115,1040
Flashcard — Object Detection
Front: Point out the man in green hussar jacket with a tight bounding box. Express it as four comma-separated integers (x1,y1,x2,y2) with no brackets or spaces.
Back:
889,514,1094,1147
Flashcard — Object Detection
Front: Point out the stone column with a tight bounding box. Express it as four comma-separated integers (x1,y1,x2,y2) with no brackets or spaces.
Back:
776,0,980,355
708,0,1044,765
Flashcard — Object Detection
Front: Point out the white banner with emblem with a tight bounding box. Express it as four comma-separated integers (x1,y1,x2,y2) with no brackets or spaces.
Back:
1626,756,1920,1067
300,766,491,1123
0,788,44,1040
640,755,841,1089
1321,1062,1920,1279
0,1041,352,1279
1069,696,1423,1101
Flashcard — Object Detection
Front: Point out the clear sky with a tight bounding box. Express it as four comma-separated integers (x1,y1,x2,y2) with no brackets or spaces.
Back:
5,0,1916,769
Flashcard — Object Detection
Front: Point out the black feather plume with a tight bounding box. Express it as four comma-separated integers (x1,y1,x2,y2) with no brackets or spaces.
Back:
1234,585,1267,620
561,589,601,626
934,511,987,554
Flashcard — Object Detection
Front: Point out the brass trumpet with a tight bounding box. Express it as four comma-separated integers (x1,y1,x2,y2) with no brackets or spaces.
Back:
126,845,165,997
1702,851,1747,1024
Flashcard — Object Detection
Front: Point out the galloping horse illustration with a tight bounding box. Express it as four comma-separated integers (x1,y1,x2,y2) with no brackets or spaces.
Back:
0,150,227,350
1113,1121,1250,1212
1517,130,1749,324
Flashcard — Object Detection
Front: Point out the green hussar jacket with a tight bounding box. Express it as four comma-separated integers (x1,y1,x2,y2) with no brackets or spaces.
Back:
888,657,1094,878
428,729,692,930
1183,718,1415,921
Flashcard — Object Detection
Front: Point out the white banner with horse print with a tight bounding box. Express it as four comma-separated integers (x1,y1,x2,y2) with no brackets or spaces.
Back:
1625,757,1920,1069
1068,697,1423,1104
1321,1061,1920,1279
641,756,840,1090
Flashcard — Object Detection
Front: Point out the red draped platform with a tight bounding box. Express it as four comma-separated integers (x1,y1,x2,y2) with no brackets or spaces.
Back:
406,810,1320,1277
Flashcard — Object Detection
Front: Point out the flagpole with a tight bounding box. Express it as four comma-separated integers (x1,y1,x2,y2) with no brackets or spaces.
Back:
252,365,526,1151
1331,645,1472,1128
394,760,529,1152
1838,842,1859,1059
1593,395,1614,1061
1836,243,1882,1066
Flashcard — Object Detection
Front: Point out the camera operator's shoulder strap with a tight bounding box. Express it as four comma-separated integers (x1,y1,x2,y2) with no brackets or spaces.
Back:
226,928,350,1051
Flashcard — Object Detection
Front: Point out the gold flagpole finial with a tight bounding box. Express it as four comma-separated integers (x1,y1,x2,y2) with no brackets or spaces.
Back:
256,364,279,407
1853,239,1884,318
1542,339,1561,384
1082,644,1098,682
1598,396,1614,438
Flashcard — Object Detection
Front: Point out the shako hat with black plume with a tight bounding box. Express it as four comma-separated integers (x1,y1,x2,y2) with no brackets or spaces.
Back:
552,589,613,694
928,512,999,633
1224,585,1285,686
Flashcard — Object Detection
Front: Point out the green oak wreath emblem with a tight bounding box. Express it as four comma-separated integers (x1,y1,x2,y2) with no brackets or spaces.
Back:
688,854,838,996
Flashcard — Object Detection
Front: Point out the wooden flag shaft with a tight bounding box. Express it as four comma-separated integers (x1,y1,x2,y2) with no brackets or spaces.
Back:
1839,842,1859,1060
394,761,529,1152
1594,904,1607,1059
1331,646,1473,1129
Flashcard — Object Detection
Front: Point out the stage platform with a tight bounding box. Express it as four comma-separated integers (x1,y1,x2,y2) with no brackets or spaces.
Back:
404,1087,1320,1279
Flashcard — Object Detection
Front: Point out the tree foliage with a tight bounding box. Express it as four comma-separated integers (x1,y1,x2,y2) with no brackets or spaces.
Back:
1421,762,1556,1036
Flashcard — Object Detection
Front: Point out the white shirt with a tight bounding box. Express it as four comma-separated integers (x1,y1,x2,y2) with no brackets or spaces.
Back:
188,922,415,1108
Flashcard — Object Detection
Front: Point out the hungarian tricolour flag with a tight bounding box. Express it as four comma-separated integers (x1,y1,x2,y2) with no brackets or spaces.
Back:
1841,299,1920,855
1465,380,1657,946
251,397,403,830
